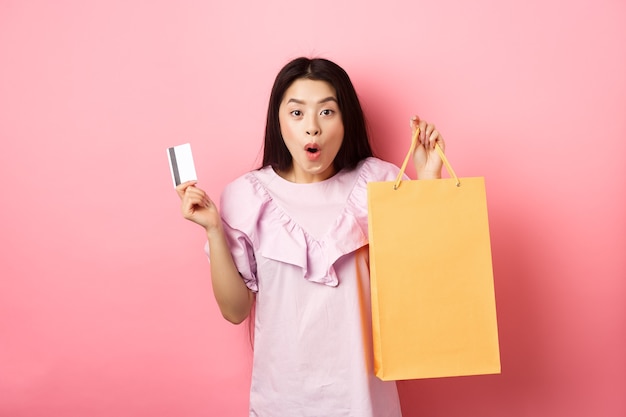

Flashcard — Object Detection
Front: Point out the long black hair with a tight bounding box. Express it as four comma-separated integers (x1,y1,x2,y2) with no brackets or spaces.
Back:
262,57,373,172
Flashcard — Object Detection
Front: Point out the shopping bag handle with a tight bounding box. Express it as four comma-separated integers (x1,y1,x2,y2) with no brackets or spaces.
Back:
393,127,460,189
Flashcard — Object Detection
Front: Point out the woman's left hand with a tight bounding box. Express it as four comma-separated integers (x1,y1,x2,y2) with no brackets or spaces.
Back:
410,115,444,179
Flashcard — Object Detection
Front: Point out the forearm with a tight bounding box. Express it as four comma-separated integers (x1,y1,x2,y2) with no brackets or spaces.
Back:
206,227,254,324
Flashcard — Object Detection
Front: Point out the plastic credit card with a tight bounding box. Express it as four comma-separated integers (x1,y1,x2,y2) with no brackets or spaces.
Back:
167,143,197,187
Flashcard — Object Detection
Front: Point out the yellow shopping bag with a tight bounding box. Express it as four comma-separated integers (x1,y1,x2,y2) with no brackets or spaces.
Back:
368,130,501,380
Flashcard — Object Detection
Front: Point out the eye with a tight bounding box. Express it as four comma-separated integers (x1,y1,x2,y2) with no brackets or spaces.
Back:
320,109,334,116
290,110,302,117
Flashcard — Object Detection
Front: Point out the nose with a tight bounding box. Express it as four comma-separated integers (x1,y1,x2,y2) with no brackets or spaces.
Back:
306,115,320,136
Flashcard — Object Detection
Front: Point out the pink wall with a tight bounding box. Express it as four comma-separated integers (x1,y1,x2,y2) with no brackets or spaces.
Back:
1,1,624,416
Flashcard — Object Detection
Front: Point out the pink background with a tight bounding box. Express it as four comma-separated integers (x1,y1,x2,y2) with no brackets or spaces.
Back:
1,0,624,416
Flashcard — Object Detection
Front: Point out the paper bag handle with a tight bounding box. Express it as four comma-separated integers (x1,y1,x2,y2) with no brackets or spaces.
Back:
393,127,460,189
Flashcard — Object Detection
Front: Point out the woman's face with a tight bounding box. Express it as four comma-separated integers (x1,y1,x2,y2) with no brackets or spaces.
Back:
278,78,344,183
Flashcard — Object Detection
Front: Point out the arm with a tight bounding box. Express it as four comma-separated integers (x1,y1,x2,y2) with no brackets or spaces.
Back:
410,115,445,179
176,181,254,324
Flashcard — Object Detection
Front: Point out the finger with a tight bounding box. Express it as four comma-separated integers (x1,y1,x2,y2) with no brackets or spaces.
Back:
184,184,210,200
176,180,198,199
425,123,435,138
188,192,212,209
177,180,198,190
435,133,445,152
426,129,440,149
182,195,203,213
410,115,421,128
184,185,204,197
410,115,421,139
418,120,428,143
186,186,213,209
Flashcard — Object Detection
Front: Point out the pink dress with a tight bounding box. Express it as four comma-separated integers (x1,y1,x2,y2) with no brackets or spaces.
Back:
213,157,403,417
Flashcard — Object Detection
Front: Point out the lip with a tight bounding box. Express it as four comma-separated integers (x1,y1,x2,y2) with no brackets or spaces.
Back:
304,143,321,161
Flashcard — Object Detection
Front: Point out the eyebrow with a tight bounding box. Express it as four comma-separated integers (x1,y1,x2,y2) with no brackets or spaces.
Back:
286,97,338,105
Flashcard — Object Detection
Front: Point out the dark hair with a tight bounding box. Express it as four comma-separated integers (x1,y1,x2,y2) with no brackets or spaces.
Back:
262,57,373,172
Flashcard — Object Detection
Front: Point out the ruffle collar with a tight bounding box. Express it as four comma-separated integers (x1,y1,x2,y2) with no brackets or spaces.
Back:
241,159,376,287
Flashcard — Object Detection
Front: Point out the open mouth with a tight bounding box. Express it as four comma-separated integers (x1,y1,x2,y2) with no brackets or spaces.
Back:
305,144,320,154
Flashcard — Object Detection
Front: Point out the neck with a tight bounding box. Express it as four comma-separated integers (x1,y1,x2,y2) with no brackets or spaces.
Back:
277,165,336,183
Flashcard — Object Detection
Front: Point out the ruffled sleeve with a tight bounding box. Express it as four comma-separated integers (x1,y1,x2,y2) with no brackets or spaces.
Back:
204,172,269,292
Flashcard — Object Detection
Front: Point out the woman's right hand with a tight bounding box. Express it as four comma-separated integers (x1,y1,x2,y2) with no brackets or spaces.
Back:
176,181,221,232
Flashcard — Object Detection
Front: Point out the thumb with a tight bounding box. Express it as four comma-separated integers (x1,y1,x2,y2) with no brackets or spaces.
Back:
410,116,422,146
176,180,198,199
409,115,421,132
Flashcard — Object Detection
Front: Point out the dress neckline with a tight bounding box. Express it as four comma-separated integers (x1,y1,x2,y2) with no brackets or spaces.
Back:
264,165,344,187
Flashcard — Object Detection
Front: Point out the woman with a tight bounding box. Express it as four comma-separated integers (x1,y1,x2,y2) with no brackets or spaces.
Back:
177,57,444,416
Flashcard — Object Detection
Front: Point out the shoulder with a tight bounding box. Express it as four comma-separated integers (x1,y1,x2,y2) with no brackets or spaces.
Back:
342,157,402,228
357,157,401,182
220,167,273,226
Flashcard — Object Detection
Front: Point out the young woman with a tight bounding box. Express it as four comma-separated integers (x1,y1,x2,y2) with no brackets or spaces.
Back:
176,57,445,416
